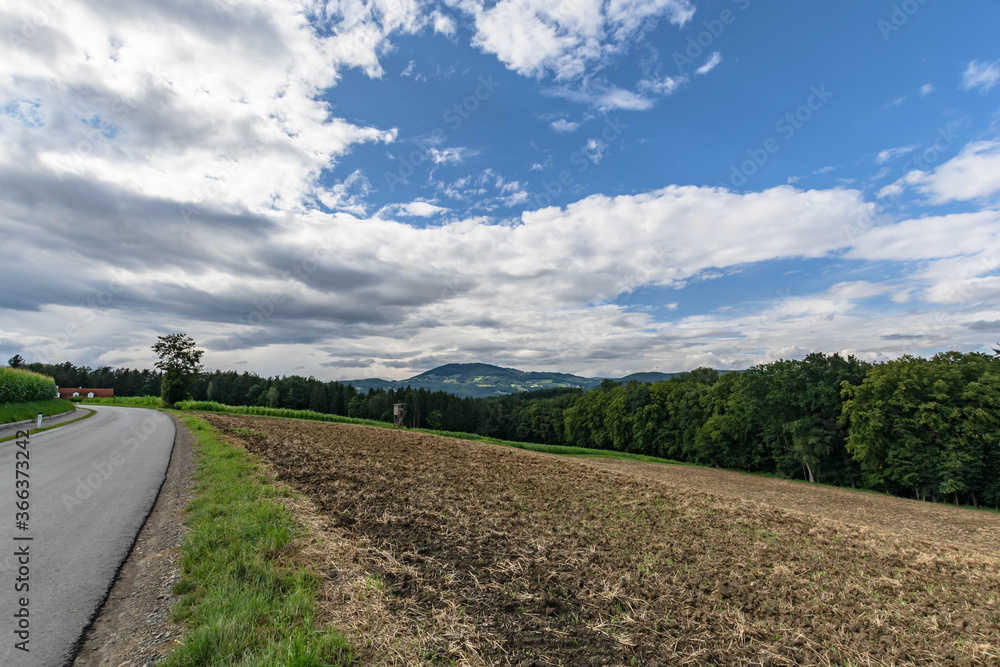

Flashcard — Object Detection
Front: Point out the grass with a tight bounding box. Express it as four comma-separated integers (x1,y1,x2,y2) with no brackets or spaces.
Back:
164,413,354,667
0,406,96,443
0,398,75,425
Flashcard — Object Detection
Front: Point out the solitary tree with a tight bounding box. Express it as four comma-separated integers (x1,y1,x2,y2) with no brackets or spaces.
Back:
152,333,204,406
7,354,25,367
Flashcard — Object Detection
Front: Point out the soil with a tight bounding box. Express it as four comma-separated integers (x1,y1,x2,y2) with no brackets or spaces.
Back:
71,414,193,667
198,414,1000,667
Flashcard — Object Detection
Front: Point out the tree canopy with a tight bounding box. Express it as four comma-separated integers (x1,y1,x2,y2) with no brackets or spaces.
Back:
152,333,204,405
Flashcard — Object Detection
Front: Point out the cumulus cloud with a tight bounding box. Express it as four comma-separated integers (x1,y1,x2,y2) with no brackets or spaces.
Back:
318,170,374,215
4,0,1000,381
0,0,403,218
459,0,694,80
896,140,1000,203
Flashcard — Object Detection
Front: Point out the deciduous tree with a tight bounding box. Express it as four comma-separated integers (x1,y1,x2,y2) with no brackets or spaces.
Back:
152,333,204,406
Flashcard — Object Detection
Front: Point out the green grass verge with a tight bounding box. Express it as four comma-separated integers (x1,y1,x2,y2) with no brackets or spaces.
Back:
165,413,354,667
0,398,76,425
0,407,95,443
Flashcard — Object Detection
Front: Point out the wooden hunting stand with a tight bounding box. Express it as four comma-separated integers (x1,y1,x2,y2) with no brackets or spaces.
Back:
393,403,406,427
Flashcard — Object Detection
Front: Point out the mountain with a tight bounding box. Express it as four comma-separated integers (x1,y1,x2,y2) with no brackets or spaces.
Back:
342,363,682,398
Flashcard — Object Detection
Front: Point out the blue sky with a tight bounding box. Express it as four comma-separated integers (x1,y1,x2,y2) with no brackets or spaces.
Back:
1,0,1000,380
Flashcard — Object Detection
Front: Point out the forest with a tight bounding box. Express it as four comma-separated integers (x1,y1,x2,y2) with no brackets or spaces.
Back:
18,350,1000,508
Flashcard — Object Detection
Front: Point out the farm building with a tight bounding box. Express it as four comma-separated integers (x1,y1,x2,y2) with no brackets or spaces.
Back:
56,387,114,399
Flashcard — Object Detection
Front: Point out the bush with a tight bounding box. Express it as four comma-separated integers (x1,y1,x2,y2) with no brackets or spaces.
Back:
0,367,58,404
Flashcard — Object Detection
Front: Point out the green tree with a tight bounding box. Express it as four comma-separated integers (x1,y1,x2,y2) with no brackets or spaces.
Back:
309,383,328,413
152,333,204,406
266,386,280,408
741,354,868,483
842,352,1000,504
7,354,25,367
426,409,445,430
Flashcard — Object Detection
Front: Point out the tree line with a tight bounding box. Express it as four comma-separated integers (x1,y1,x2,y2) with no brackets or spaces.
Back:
14,349,1000,508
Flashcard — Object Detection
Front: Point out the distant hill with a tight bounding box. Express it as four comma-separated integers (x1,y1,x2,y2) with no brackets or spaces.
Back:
343,363,687,398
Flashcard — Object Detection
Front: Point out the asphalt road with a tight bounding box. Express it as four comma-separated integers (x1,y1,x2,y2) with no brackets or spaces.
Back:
0,406,175,666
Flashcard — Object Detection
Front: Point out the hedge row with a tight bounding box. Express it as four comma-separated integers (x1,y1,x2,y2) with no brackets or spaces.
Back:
83,396,162,407
0,367,58,404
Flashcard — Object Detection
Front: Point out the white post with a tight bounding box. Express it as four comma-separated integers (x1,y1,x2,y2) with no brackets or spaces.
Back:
37,413,43,429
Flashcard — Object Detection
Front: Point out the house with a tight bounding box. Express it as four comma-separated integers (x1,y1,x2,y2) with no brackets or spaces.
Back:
56,387,114,399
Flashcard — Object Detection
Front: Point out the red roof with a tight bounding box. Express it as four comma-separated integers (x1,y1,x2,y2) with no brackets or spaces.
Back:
57,388,114,399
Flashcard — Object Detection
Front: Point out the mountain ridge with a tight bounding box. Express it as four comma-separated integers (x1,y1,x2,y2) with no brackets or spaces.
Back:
342,362,680,398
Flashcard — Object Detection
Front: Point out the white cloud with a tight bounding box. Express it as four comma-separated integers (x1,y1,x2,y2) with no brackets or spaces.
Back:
581,138,606,164
318,170,373,215
876,144,918,164
5,0,1000,381
460,0,694,80
378,200,449,218
1,0,407,216
695,52,722,76
898,140,1000,203
961,59,1000,93
847,211,1000,262
545,81,659,111
431,10,457,36
550,118,580,132
401,60,417,77
637,74,687,96
428,147,469,164
920,83,934,96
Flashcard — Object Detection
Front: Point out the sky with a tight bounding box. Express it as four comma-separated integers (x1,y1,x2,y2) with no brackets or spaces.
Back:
2,0,1000,381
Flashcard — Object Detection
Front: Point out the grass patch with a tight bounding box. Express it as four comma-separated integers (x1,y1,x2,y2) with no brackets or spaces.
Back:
165,413,354,667
0,406,95,443
0,398,75,425
416,427,689,466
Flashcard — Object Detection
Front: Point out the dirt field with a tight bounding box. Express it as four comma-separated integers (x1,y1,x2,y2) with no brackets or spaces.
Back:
201,414,1000,666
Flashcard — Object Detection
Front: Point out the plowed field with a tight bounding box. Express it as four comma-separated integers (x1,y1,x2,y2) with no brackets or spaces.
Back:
200,414,1000,666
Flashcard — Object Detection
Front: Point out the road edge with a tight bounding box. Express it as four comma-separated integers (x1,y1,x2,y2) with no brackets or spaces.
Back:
70,411,193,666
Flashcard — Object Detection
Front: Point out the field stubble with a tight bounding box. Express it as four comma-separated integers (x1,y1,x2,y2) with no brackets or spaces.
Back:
200,414,1000,666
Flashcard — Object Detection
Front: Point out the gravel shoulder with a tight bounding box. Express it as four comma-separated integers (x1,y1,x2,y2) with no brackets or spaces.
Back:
72,413,194,667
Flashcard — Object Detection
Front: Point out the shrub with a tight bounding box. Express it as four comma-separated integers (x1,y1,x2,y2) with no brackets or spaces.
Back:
0,367,58,404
